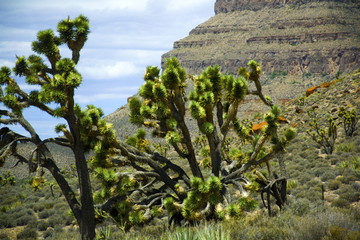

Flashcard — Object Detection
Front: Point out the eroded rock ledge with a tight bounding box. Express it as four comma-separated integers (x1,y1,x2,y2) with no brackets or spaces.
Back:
214,0,357,14
162,0,360,77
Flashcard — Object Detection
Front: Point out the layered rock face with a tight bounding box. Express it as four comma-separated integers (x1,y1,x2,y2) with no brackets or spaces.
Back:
162,0,360,76
214,0,357,13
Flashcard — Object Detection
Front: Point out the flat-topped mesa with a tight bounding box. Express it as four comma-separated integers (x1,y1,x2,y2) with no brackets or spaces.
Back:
162,0,360,77
214,0,356,14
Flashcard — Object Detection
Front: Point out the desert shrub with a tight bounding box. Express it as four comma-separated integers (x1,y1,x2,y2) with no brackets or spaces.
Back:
1,196,19,208
328,180,341,190
38,209,50,219
352,181,360,191
54,225,64,234
336,143,356,153
37,220,48,231
338,174,358,184
16,214,37,226
294,210,348,240
24,195,40,203
33,203,45,212
321,171,337,182
290,198,310,216
0,233,10,240
339,191,360,203
0,214,16,228
299,149,318,160
336,185,356,195
313,167,330,178
48,214,65,227
331,198,350,208
43,229,54,239
350,206,360,221
17,226,38,239
289,169,301,178
307,179,321,188
297,188,322,202
53,202,68,211
247,225,290,240
44,200,55,209
326,155,338,165
64,214,74,226
297,173,312,185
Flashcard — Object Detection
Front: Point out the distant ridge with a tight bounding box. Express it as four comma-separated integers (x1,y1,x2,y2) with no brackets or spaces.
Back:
162,0,360,75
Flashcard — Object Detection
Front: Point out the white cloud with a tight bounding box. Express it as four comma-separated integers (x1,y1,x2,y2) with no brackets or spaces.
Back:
8,0,149,13
0,41,32,55
0,0,215,138
0,59,13,68
75,85,141,104
75,93,132,104
79,61,141,80
166,0,214,12
18,84,41,91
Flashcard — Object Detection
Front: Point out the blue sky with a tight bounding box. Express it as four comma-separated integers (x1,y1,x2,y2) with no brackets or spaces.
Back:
0,0,214,139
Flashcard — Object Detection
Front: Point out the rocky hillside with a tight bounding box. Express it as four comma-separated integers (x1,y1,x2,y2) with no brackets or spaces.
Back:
162,0,360,77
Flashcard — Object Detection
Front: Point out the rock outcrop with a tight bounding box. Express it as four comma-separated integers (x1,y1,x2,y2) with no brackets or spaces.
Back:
214,0,357,13
162,0,360,76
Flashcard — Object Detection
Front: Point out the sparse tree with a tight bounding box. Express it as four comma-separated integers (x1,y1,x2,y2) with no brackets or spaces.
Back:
306,110,337,154
338,107,357,137
0,15,98,239
92,58,296,228
0,15,295,234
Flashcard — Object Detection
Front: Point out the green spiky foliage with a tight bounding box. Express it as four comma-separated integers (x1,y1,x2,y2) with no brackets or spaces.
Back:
338,107,358,137
0,171,16,186
307,110,337,154
125,128,151,153
0,15,100,239
121,58,296,228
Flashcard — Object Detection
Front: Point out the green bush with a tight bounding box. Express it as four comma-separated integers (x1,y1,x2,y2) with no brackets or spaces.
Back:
43,229,54,239
48,214,65,227
0,233,10,240
339,191,360,203
16,214,37,226
0,214,16,228
331,198,350,208
321,172,336,182
33,203,45,212
17,226,38,239
38,209,50,219
328,180,341,190
37,220,48,231
290,198,310,216
44,200,55,209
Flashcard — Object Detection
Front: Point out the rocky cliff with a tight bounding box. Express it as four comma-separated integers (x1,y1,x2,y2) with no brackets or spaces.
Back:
214,0,357,13
162,0,360,77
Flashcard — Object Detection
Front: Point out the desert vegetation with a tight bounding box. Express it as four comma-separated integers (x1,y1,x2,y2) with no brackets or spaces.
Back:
0,13,360,240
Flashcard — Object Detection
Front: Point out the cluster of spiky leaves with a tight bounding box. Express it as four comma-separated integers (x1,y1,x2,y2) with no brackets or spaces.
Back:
0,171,16,186
164,175,259,221
164,176,223,221
183,176,223,220
0,15,89,118
129,58,187,141
338,107,358,137
125,128,151,153
125,58,297,227
189,64,248,134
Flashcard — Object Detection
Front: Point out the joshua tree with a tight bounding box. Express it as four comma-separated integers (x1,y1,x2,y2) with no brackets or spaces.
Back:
306,110,337,154
92,57,296,228
338,107,358,137
0,15,295,233
0,15,98,239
